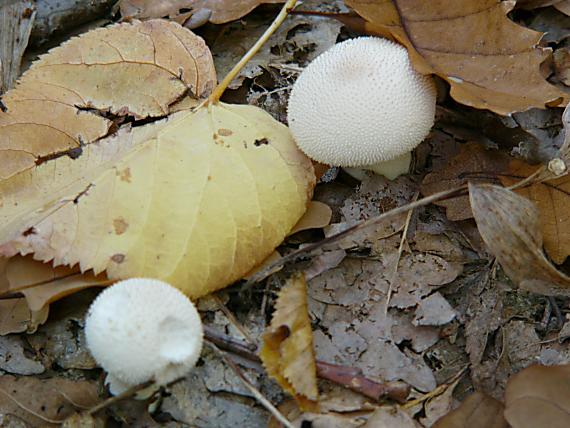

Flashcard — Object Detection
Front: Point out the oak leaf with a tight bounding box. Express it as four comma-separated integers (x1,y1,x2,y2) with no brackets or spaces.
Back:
119,0,285,25
260,273,319,411
345,0,567,115
469,183,570,295
504,364,570,428
0,19,216,180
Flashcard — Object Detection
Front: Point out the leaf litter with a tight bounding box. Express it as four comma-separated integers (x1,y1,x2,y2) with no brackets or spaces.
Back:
1,0,570,427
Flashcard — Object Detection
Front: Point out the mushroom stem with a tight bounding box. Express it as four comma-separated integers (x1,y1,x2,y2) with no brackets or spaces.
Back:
344,152,412,181
208,0,298,104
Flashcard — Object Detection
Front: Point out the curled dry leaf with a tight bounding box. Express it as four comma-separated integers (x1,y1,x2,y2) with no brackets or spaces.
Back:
433,391,508,428
0,298,48,335
469,183,570,295
119,0,285,25
504,364,570,428
289,201,332,235
501,160,570,264
345,0,567,115
259,273,319,411
0,102,315,298
0,19,216,180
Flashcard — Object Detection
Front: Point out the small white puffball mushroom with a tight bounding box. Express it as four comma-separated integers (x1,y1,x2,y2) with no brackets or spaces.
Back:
85,278,203,395
287,37,436,180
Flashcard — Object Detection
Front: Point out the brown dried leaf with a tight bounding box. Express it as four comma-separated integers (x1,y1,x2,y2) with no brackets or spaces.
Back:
345,0,568,115
0,256,108,312
259,273,319,411
421,143,511,221
119,0,284,25
501,160,570,264
0,375,99,426
0,298,48,335
504,364,570,428
469,183,570,295
433,391,507,428
0,19,216,179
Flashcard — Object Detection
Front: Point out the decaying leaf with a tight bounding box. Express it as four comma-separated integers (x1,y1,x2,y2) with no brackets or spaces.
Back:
421,143,510,221
345,0,567,115
0,19,216,180
0,101,314,298
504,364,570,428
0,298,48,335
0,375,99,426
119,0,284,25
500,160,570,264
469,183,570,295
260,273,319,411
433,391,508,428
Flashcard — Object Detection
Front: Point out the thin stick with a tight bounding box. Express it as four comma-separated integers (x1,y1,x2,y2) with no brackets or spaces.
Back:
207,342,295,428
87,381,154,415
208,0,298,103
244,185,467,286
212,294,256,345
385,191,418,314
204,325,410,402
401,366,468,410
0,386,63,424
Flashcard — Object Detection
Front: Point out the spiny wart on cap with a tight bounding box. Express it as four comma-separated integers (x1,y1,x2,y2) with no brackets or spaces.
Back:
85,278,203,395
287,37,436,179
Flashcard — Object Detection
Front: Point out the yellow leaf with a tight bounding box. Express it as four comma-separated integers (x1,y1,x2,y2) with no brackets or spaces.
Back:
259,273,319,411
0,103,315,298
345,0,567,115
0,19,216,180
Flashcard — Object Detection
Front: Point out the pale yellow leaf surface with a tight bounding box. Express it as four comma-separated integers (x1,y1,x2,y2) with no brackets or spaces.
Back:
0,19,216,180
346,0,568,115
259,273,319,411
0,103,315,299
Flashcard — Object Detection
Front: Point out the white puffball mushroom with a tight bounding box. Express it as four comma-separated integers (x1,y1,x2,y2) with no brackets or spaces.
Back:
287,37,436,180
85,278,203,395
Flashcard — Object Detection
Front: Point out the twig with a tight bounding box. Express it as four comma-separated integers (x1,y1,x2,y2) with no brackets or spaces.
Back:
208,0,298,103
385,191,418,313
207,342,295,428
244,185,467,287
87,380,154,415
0,386,64,424
401,366,468,410
204,325,410,403
212,294,256,345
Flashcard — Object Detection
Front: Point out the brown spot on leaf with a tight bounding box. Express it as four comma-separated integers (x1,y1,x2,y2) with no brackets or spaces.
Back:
254,138,269,147
111,254,125,263
113,218,129,235
117,167,132,183
218,128,233,136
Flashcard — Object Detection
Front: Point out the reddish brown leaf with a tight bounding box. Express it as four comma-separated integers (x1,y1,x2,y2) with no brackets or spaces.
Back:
433,391,508,428
345,0,568,115
505,364,570,428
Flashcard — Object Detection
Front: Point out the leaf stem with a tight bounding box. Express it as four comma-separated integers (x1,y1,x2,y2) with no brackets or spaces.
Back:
208,0,298,103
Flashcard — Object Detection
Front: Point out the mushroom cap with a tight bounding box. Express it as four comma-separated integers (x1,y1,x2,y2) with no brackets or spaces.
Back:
287,37,436,167
85,278,203,394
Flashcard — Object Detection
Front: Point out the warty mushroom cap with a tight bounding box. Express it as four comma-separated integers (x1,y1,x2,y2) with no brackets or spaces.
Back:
287,37,436,168
85,278,203,395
